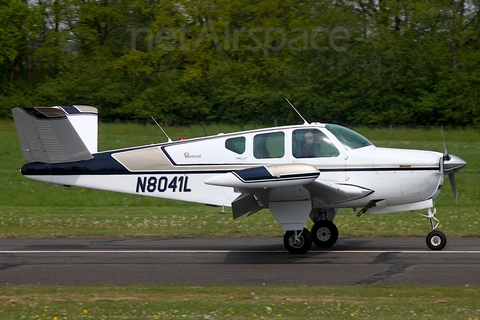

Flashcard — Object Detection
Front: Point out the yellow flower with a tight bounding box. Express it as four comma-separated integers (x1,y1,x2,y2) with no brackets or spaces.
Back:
84,309,89,314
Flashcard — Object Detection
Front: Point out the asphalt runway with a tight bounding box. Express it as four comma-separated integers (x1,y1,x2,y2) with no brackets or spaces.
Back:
0,237,479,286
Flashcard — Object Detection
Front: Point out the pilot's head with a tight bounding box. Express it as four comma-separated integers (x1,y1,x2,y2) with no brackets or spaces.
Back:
304,132,314,147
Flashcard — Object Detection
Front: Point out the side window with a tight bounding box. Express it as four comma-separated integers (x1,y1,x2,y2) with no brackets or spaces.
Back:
254,132,284,159
292,129,339,158
225,137,245,154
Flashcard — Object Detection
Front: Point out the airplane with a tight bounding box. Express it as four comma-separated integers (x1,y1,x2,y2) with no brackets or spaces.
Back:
11,102,466,254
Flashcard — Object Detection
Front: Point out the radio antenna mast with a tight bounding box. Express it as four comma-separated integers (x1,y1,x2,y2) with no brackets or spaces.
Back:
201,116,207,137
285,98,308,125
151,116,172,142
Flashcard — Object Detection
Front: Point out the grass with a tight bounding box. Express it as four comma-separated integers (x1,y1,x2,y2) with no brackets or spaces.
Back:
0,285,478,319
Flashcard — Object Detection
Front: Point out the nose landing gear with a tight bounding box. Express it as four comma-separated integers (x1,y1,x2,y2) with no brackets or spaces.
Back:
418,207,447,251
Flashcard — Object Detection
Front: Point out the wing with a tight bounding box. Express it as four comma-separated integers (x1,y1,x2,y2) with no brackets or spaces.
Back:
205,164,374,231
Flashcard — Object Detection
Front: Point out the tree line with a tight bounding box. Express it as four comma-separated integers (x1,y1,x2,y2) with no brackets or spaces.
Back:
1,0,479,126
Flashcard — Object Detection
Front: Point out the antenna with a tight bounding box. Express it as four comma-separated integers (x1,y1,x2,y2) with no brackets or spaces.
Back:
285,98,308,125
201,116,207,137
151,116,172,142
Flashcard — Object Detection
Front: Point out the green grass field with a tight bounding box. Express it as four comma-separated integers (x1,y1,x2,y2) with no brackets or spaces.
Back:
0,285,479,319
1,120,479,319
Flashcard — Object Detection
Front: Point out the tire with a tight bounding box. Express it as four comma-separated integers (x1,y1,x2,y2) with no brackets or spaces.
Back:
426,230,447,250
311,220,339,248
283,228,312,254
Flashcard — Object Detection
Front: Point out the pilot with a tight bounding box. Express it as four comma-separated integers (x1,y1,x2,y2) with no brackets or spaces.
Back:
312,132,324,157
301,131,316,158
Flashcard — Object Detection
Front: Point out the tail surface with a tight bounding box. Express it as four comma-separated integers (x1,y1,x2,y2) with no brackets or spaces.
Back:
12,106,98,164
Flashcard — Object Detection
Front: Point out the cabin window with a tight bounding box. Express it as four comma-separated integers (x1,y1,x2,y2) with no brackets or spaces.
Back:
254,132,284,159
225,137,246,154
325,124,373,150
292,129,339,158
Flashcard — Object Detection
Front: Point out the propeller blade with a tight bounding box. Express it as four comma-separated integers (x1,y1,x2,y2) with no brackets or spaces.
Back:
441,127,465,203
448,173,458,203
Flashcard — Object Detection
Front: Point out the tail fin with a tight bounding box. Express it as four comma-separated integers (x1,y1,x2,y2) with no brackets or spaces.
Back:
12,106,98,164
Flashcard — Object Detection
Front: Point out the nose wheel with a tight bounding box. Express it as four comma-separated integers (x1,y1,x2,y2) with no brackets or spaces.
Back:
426,230,447,250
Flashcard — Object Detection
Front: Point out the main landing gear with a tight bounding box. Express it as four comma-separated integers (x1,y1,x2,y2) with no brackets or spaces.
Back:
283,221,340,254
311,220,339,248
283,229,312,254
283,209,340,254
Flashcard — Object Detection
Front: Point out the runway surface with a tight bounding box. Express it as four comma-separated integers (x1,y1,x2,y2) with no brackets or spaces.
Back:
0,237,479,286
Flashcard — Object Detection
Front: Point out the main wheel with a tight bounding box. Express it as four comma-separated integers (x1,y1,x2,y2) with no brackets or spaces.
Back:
311,220,339,248
426,230,447,250
283,228,312,254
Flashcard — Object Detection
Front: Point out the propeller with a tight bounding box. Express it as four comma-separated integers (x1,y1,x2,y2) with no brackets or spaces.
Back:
441,126,466,202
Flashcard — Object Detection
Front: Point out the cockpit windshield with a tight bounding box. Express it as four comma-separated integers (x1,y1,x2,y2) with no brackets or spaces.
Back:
325,124,373,150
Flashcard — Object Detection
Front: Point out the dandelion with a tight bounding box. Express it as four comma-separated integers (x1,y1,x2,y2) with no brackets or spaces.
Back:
84,309,88,314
